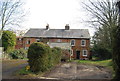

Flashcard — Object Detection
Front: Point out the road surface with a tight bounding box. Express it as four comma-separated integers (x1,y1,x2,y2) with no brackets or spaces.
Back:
2,59,28,79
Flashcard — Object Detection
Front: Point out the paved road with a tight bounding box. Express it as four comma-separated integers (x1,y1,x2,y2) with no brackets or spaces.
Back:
2,59,28,79
2,60,112,80
40,62,112,80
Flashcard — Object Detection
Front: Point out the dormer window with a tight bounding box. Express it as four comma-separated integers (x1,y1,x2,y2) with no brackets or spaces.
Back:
81,40,86,46
71,39,75,46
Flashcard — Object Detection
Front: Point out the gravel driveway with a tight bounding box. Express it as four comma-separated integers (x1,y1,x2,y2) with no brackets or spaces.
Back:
40,62,112,80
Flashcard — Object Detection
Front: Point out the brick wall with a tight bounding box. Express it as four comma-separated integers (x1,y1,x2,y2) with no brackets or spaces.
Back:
22,37,90,59
15,37,23,49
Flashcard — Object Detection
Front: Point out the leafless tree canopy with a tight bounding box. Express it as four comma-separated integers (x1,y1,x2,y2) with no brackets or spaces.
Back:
83,0,118,29
0,0,26,30
83,0,119,60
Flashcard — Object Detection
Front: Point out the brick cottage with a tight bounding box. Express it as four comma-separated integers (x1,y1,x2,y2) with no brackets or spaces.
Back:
15,24,91,60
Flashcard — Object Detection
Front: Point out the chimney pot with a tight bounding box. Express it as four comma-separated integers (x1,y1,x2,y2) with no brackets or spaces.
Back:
65,24,70,30
46,24,49,30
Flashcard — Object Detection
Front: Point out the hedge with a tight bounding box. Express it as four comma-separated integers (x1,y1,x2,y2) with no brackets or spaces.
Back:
27,42,62,73
9,48,27,59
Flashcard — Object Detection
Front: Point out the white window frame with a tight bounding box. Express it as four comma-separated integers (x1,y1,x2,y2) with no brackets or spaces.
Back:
70,39,75,46
36,39,41,42
71,49,73,56
26,40,30,44
19,38,21,41
47,42,49,45
57,39,61,42
82,50,88,56
81,40,86,46
25,47,29,50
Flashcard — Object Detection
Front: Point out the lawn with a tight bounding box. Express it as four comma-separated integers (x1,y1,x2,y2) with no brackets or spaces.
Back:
75,59,115,77
75,59,112,67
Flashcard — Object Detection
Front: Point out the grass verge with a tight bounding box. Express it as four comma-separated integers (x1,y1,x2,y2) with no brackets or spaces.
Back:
15,63,62,79
75,59,115,77
15,66,47,79
76,59,112,67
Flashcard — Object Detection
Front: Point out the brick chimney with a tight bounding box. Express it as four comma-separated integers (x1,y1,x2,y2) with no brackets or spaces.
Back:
46,24,49,30
65,24,70,30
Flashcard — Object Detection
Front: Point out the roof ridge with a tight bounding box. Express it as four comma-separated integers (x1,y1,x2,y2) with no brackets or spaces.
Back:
29,28,88,30
24,28,90,38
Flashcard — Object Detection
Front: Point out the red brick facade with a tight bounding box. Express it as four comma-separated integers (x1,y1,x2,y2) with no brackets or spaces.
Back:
17,37,90,60
15,37,23,49
15,25,91,60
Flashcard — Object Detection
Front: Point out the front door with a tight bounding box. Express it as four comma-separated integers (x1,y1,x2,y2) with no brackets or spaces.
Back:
76,51,80,59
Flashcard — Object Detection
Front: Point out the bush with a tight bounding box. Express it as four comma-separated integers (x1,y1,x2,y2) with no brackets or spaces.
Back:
51,47,62,64
9,48,27,59
28,42,50,73
61,49,70,61
27,42,62,73
91,45,112,60
2,31,16,53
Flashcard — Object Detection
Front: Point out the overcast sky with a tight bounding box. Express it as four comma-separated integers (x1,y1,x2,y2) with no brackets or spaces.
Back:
20,0,96,36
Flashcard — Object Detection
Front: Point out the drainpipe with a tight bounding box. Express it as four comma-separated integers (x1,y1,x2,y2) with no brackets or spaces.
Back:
69,44,72,61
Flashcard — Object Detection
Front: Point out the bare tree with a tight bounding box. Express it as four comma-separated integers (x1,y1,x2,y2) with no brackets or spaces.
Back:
83,0,118,49
15,29,27,37
0,0,26,38
83,0,118,28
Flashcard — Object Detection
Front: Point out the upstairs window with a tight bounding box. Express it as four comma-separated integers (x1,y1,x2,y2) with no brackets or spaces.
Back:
26,40,30,44
71,39,75,46
83,50,87,56
25,47,29,50
57,39,61,42
17,38,22,41
81,40,86,46
36,39,41,42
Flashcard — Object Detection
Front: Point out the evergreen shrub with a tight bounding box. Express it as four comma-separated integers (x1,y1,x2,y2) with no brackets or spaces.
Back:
28,42,50,73
28,42,62,73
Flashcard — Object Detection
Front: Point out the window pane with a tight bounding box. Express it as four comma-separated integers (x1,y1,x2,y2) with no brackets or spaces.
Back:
71,40,75,46
26,40,30,44
82,41,84,45
84,51,86,55
57,39,61,42
83,50,87,56
81,40,86,46
36,39,40,42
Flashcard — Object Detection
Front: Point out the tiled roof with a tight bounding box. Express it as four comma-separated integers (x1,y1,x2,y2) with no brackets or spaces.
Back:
24,28,90,39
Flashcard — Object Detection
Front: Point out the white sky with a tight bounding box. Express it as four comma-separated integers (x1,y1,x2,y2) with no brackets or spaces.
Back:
21,0,96,36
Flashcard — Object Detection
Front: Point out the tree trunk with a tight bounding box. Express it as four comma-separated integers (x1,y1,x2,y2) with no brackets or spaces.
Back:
113,1,120,79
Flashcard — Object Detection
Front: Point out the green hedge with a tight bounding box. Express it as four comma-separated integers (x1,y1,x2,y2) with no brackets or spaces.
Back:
2,31,16,53
91,45,112,60
51,47,62,65
27,42,62,73
9,48,27,59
